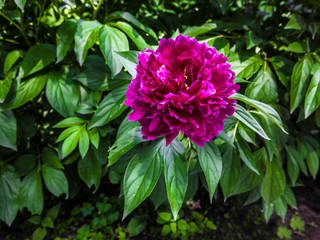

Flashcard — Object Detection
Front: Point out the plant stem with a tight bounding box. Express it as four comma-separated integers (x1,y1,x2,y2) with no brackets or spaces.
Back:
35,0,47,43
92,0,103,20
0,11,31,46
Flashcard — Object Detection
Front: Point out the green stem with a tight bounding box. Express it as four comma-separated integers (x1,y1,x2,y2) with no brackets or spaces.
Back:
92,0,103,20
0,11,31,46
35,0,47,43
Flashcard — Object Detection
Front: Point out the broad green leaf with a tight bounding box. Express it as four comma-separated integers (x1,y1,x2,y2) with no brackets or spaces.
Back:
99,25,129,77
109,11,158,40
89,84,128,128
0,110,17,150
74,21,102,66
304,67,320,118
269,56,294,87
284,41,308,53
150,176,167,209
128,216,147,237
163,138,187,220
41,216,54,228
218,0,235,14
232,148,265,195
220,145,241,199
274,196,287,221
88,128,99,149
182,23,217,38
53,117,86,128
263,201,274,222
184,170,198,201
0,165,20,226
238,123,256,145
290,55,313,113
236,139,260,175
233,104,270,139
14,0,26,11
18,169,43,214
108,118,145,166
4,74,48,110
56,19,77,63
206,37,230,55
41,165,68,198
13,154,36,177
42,147,63,170
78,151,102,190
79,127,90,158
195,141,222,202
32,227,47,240
245,61,278,103
231,93,287,133
56,125,81,143
46,67,79,117
111,21,151,51
229,54,263,79
305,143,319,179
0,72,13,103
283,186,297,209
4,50,21,75
62,130,80,158
261,159,286,204
46,203,61,221
285,146,300,185
123,139,163,219
19,44,55,78
246,31,262,50
284,14,306,30
114,51,139,78
73,55,131,91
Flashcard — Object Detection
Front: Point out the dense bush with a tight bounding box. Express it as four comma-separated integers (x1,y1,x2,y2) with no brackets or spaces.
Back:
0,0,319,235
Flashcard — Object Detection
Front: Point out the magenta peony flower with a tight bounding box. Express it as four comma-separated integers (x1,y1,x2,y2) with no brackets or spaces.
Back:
125,35,239,147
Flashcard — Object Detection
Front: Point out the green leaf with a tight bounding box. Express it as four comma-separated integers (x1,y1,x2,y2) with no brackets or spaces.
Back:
108,117,145,166
206,37,230,55
111,21,151,51
305,143,319,179
41,216,54,228
220,145,241,199
41,165,68,198
46,203,61,221
182,23,217,38
123,139,163,219
13,154,36,177
163,138,188,220
79,127,90,158
283,186,297,209
269,56,294,87
304,66,320,118
99,25,129,77
4,50,21,75
195,141,222,203
231,93,287,133
0,110,17,150
73,55,131,91
274,196,287,221
46,67,79,117
89,84,128,128
285,146,300,185
0,165,20,226
290,55,313,113
245,61,278,103
56,19,77,63
263,201,274,222
238,123,256,145
236,139,260,175
229,54,263,79
14,0,26,11
150,176,167,209
114,51,139,78
18,169,43,214
53,117,86,128
56,125,81,143
74,21,102,66
88,128,99,149
109,11,158,40
284,41,308,53
284,14,307,30
32,227,47,240
42,147,63,169
78,151,102,190
128,216,147,237
62,130,80,158
261,159,286,204
233,104,270,140
218,0,235,14
4,74,48,110
246,31,262,50
19,44,55,78
0,72,13,103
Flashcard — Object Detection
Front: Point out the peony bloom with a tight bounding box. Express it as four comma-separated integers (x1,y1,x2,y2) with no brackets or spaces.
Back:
125,35,239,147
